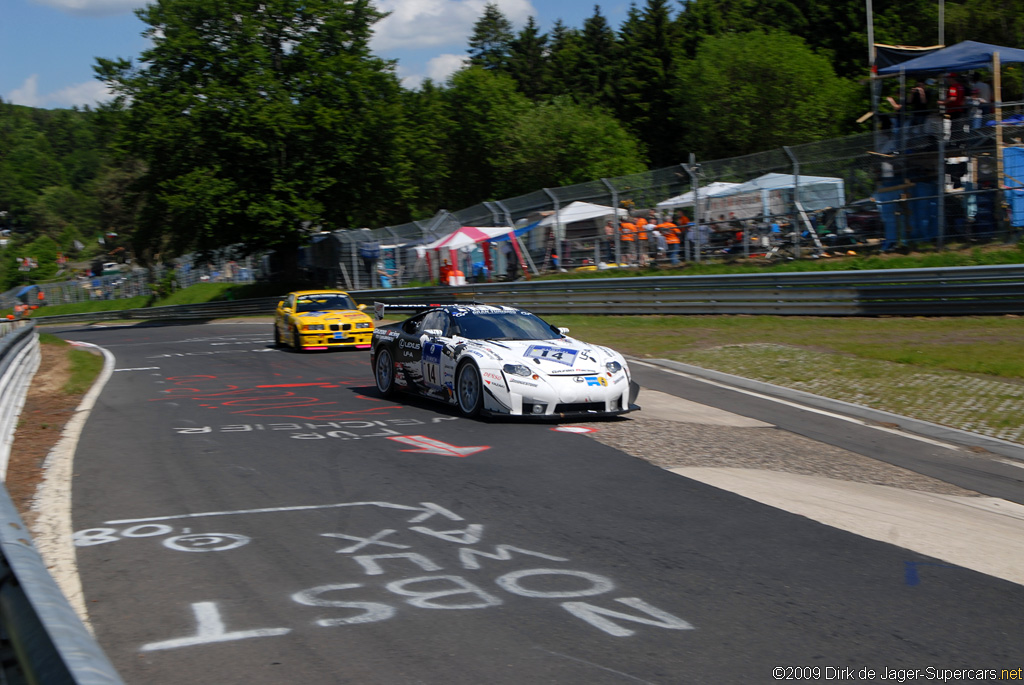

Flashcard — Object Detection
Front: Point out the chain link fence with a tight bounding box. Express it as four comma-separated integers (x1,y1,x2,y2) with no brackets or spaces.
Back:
5,104,1023,304
323,101,1024,290
1,254,262,311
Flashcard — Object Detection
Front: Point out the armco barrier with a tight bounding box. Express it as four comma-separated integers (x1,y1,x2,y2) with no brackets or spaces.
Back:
29,264,1024,324
0,321,38,477
0,322,124,684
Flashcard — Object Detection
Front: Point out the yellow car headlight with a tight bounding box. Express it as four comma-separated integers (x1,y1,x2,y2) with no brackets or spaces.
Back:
303,324,326,331
355,322,372,329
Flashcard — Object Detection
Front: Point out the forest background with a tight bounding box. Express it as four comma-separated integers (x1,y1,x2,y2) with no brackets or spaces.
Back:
2,0,1023,290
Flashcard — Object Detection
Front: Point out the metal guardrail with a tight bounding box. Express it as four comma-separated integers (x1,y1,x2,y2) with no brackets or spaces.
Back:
0,322,124,684
28,265,1024,324
0,321,37,476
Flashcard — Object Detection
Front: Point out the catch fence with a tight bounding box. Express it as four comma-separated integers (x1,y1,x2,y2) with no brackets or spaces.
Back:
6,103,1024,304
1,254,261,312
321,101,1024,290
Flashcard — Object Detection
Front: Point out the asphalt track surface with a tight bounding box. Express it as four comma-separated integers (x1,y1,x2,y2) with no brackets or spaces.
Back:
49,321,1024,684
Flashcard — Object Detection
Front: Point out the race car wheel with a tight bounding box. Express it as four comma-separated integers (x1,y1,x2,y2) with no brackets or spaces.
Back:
375,347,396,398
273,323,282,347
456,361,483,418
292,328,303,352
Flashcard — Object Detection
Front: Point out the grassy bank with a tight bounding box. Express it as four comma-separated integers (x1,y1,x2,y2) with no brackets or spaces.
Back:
37,333,105,394
541,242,1024,279
550,314,1024,379
551,313,1024,444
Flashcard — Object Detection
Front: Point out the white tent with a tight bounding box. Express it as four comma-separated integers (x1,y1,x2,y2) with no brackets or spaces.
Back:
705,173,846,220
537,201,626,227
656,182,742,210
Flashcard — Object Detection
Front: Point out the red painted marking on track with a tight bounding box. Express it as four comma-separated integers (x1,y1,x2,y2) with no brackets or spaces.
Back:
151,370,399,419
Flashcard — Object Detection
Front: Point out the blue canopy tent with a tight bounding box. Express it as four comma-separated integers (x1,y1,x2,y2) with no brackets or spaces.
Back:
15,285,39,304
876,40,1024,76
877,41,1024,237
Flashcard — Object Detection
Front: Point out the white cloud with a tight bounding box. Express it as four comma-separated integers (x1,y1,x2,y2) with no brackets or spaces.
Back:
32,0,144,18
372,0,535,52
7,75,44,108
397,52,468,89
51,80,115,108
426,53,468,82
6,75,114,109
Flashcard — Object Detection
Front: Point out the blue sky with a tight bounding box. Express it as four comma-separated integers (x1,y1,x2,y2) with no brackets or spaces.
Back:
2,0,631,110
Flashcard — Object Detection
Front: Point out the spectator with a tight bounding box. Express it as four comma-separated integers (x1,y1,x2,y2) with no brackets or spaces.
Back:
970,72,993,127
940,72,968,136
688,222,711,255
635,217,649,266
603,219,616,263
673,212,691,259
906,78,931,127
501,242,519,281
653,226,668,263
661,219,681,265
619,220,636,264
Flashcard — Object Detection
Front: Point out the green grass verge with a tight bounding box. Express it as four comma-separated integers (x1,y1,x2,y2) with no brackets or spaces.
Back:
540,243,1024,280
65,347,104,395
548,314,1024,380
37,333,105,395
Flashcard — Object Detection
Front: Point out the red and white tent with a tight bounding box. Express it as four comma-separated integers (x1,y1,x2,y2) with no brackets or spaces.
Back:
416,226,529,283
419,226,512,252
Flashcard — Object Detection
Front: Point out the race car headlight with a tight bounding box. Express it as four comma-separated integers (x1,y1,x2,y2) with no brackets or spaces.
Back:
303,324,326,331
503,363,533,377
355,322,372,329
606,361,623,374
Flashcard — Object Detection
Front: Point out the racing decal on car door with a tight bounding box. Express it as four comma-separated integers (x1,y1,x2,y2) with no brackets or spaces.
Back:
524,345,579,366
421,341,444,389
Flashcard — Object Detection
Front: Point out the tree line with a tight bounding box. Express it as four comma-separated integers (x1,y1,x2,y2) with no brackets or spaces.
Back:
2,0,1021,285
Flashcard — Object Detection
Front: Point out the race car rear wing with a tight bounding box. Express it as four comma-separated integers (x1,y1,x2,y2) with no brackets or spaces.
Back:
373,301,472,320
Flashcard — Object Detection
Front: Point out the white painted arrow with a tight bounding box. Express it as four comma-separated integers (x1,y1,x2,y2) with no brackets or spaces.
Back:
387,435,490,458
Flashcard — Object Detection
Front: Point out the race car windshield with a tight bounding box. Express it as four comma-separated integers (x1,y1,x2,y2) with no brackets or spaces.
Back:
296,295,357,313
454,312,560,341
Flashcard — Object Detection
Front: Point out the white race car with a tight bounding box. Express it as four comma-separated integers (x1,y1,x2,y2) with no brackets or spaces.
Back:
370,302,640,419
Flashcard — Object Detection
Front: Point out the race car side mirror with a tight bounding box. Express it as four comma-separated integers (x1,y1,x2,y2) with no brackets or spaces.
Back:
357,303,367,311
558,327,570,335
424,329,443,338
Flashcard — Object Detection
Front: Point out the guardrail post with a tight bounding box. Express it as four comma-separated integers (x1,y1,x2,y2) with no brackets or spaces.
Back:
683,161,702,264
601,179,620,265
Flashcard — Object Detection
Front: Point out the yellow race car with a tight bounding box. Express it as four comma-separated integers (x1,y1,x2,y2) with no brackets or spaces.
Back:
274,290,374,351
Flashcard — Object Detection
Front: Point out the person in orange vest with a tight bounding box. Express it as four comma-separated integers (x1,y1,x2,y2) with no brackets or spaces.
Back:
37,289,46,307
635,217,649,266
660,220,681,265
619,220,636,264
439,260,452,286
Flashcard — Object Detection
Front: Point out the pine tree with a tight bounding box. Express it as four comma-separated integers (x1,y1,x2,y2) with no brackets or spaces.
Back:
467,3,515,72
508,16,550,100
614,0,682,166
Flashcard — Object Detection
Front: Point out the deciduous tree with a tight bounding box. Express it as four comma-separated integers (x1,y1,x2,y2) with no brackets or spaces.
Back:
95,0,408,261
675,30,859,160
